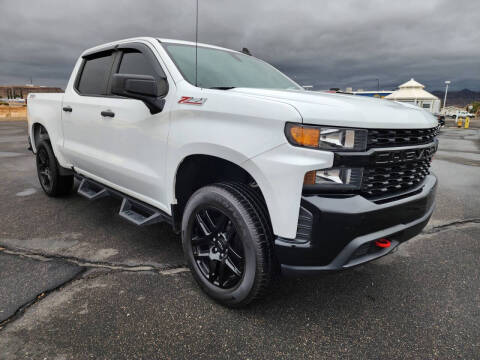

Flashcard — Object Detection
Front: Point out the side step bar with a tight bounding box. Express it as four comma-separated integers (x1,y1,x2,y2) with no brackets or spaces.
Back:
75,175,172,227
119,198,165,226
78,179,108,200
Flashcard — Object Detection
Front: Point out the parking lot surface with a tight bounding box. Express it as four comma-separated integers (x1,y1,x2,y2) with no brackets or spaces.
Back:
0,121,479,359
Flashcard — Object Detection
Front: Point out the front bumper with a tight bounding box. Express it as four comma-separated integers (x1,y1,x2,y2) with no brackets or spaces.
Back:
276,174,437,275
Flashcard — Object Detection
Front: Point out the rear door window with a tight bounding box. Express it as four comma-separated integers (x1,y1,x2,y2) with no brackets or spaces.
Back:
77,52,114,95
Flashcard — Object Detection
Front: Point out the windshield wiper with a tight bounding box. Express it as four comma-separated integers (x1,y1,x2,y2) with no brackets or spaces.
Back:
209,86,236,90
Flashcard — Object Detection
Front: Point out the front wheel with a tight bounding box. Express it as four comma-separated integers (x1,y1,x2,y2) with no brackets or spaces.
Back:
181,182,273,307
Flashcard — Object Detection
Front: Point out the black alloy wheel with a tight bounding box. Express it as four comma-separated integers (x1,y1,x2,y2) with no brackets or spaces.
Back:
191,207,245,289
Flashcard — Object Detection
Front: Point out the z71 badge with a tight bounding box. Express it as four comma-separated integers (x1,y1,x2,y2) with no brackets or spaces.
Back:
178,96,207,105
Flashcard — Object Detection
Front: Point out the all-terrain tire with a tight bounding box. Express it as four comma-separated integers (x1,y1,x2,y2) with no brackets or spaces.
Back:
181,182,274,307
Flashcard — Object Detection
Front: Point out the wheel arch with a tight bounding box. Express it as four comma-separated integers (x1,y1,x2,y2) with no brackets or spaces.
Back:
171,153,271,233
31,122,50,152
31,122,73,176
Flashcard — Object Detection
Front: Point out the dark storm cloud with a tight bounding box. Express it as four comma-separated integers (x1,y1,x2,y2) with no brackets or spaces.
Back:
1,0,478,90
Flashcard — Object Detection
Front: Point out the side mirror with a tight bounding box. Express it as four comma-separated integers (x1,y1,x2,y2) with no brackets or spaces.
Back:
111,74,168,114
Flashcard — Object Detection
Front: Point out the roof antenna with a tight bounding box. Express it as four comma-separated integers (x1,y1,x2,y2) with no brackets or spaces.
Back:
195,0,199,87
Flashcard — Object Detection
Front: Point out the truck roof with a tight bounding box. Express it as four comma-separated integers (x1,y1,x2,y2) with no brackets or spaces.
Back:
81,37,241,58
158,38,241,53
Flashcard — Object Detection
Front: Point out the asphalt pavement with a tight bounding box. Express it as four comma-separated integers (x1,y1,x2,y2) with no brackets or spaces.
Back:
0,121,479,359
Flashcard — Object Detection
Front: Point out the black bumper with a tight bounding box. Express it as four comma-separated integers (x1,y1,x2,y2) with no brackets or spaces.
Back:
276,174,437,275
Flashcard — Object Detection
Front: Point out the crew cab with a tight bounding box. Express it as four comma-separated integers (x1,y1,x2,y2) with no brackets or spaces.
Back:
27,37,438,307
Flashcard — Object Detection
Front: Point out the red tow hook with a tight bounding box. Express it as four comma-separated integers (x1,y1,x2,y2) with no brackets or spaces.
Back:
375,238,391,248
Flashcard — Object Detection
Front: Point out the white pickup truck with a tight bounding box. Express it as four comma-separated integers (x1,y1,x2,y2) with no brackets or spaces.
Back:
27,37,438,307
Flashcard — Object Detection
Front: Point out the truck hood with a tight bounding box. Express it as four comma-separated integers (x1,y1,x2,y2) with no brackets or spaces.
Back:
229,88,437,129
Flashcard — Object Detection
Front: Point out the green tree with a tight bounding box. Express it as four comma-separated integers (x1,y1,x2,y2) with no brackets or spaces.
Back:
470,101,480,114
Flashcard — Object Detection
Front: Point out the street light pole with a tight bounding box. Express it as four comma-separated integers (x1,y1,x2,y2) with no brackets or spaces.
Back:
443,80,451,112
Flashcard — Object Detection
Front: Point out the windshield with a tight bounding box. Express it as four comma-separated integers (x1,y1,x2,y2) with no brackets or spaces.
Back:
162,42,302,90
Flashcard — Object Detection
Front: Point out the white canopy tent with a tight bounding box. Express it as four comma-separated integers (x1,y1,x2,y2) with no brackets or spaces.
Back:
386,79,441,114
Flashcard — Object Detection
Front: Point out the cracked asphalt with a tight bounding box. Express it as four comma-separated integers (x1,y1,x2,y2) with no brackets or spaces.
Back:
0,121,479,359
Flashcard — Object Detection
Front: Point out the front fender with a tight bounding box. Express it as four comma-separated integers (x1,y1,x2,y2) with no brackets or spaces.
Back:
166,90,303,209
243,144,334,239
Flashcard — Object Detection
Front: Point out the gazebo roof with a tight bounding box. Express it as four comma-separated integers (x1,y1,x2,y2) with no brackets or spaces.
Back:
385,78,439,100
398,78,425,89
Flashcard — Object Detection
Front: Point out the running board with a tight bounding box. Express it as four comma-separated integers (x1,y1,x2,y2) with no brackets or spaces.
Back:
77,179,108,200
119,198,164,226
75,174,172,227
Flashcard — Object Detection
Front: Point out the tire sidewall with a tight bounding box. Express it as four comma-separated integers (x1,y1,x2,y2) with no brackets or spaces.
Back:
182,187,259,305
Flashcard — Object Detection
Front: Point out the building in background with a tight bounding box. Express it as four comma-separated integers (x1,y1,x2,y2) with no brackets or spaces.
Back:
0,84,63,103
385,79,440,114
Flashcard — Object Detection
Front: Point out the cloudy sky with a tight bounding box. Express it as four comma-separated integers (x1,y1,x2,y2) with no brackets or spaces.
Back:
1,0,479,91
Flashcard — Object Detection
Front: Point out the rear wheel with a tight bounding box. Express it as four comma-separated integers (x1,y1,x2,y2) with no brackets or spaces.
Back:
36,141,73,197
182,182,273,307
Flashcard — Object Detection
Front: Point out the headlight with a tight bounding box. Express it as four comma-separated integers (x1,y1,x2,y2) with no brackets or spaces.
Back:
285,123,368,151
304,167,363,191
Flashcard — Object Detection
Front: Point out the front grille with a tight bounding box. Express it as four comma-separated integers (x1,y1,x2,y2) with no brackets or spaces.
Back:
361,127,438,199
361,158,431,198
367,127,439,149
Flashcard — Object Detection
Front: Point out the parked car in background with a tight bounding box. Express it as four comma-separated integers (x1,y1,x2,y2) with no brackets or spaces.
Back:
457,110,475,118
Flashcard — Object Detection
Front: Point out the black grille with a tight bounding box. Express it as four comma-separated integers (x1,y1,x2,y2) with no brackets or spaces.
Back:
361,158,431,198
359,127,438,199
367,127,439,149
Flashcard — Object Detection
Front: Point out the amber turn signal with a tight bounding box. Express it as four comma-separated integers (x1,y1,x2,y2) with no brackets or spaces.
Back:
288,125,320,148
304,170,316,185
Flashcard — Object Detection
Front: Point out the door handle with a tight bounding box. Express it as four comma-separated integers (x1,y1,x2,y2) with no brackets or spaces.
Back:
62,106,72,112
101,110,115,117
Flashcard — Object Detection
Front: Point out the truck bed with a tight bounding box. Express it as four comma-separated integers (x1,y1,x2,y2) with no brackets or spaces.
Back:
27,92,64,153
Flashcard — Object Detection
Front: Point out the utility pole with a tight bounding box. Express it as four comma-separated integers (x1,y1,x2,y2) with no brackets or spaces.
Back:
376,78,379,91
443,80,451,112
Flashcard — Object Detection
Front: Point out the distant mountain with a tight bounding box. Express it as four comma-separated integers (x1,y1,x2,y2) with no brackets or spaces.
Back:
431,89,480,107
